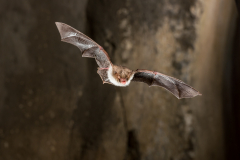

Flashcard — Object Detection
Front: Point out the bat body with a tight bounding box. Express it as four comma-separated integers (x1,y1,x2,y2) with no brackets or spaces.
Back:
55,22,201,99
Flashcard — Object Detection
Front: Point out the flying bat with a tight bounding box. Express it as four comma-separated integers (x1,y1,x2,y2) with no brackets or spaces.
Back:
55,22,201,99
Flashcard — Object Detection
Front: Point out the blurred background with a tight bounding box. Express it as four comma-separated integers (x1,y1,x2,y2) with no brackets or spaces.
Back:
0,0,239,160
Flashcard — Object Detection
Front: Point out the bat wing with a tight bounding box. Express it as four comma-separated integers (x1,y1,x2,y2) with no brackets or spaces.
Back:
97,69,113,85
55,22,112,68
132,70,201,99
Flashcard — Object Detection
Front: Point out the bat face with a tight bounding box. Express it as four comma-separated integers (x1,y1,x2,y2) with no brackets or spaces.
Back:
112,65,133,83
107,65,135,87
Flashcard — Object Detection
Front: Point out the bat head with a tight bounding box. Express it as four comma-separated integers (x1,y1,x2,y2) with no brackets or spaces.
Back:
112,65,134,85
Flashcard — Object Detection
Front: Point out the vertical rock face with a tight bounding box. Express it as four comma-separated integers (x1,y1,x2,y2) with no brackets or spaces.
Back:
85,0,237,160
0,0,88,160
0,0,237,160
193,1,237,160
85,0,199,160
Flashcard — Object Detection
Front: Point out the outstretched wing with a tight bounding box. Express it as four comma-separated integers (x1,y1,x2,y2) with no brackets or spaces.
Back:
132,70,201,99
55,22,112,68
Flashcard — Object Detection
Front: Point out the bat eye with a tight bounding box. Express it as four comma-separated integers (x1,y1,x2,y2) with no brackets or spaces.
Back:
114,71,117,74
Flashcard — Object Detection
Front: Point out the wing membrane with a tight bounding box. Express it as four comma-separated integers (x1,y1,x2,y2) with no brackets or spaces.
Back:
132,70,201,99
56,22,111,68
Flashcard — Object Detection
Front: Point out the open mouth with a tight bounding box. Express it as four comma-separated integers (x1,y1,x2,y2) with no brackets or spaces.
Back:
120,79,127,84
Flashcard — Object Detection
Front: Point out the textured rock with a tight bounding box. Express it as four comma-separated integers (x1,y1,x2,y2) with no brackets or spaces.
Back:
0,0,88,159
85,0,199,160
0,0,237,160
192,1,237,160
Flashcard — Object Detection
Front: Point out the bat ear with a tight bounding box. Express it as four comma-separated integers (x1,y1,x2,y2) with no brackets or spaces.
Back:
55,22,77,40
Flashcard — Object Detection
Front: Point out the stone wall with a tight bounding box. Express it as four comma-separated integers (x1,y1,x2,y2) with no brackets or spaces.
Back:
0,0,238,160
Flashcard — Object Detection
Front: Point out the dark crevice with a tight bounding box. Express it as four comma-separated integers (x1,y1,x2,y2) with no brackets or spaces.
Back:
119,90,128,130
228,17,240,160
119,90,140,160
124,130,140,160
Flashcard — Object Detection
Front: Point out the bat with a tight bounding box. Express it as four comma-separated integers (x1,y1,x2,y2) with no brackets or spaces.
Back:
55,22,201,99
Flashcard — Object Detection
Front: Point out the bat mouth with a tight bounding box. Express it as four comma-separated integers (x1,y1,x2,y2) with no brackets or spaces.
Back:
120,78,127,84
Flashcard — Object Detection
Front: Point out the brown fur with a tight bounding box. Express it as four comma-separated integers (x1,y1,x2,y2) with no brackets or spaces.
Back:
112,65,134,82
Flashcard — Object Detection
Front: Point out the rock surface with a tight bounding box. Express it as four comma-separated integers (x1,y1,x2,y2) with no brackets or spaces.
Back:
0,0,237,160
